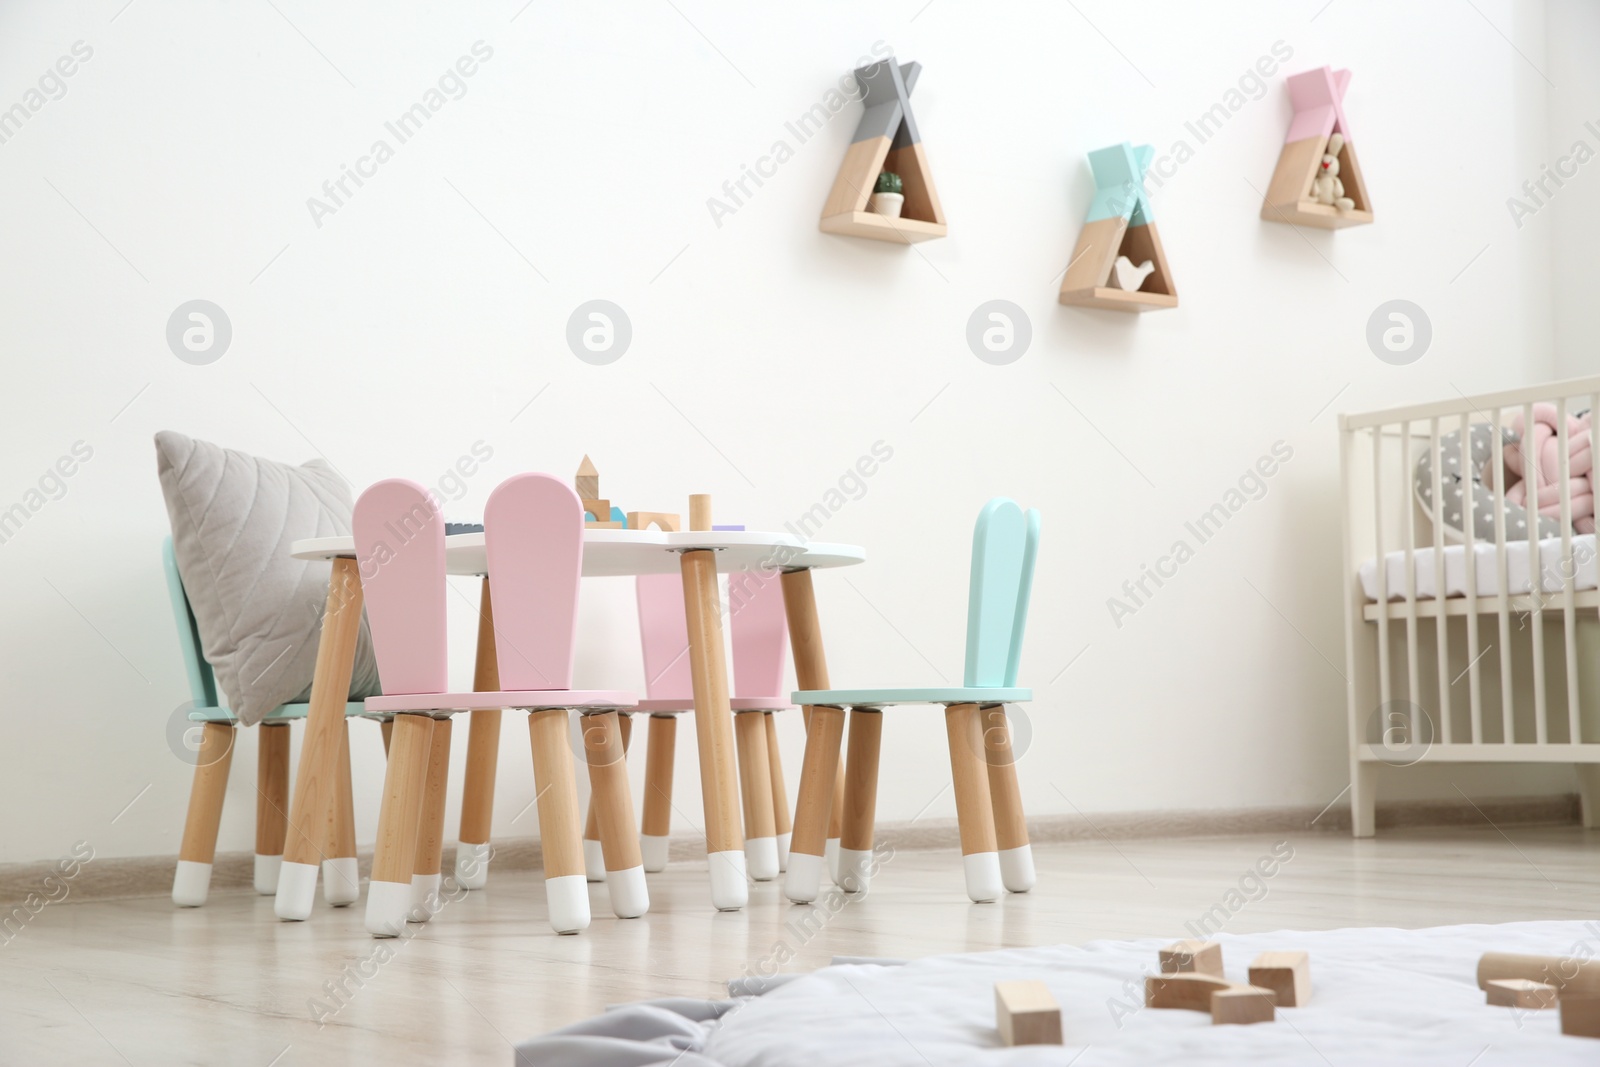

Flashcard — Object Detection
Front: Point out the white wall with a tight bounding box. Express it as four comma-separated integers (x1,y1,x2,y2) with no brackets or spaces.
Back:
0,0,1580,865
1548,0,1600,379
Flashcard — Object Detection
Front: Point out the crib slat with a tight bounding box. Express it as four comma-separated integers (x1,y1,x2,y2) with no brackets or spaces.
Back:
1460,411,1483,743
1525,401,1548,745
1402,420,1421,734
1373,425,1392,711
1431,417,1451,743
1559,397,1580,743
1493,407,1514,743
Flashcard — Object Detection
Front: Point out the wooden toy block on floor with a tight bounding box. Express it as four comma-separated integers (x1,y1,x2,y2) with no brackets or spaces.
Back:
575,456,600,502
994,980,1062,1047
628,512,681,532
1562,995,1600,1038
1145,973,1276,1025
820,58,946,244
1160,940,1223,978
1058,142,1177,313
1260,66,1373,229
1248,951,1311,1007
1485,979,1557,1010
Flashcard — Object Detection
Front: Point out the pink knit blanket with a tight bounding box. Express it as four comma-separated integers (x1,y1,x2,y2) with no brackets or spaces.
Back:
1505,403,1595,533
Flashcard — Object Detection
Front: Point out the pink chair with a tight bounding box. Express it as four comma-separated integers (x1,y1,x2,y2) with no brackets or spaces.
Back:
628,564,793,881
354,473,640,937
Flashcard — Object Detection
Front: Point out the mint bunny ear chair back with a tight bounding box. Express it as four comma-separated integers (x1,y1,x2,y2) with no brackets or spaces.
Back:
964,499,1039,688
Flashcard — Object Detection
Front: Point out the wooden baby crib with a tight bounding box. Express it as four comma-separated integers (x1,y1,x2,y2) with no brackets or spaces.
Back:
1340,375,1600,836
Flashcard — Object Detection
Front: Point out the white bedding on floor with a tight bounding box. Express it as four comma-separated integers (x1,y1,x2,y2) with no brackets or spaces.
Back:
702,921,1600,1066
1359,534,1597,602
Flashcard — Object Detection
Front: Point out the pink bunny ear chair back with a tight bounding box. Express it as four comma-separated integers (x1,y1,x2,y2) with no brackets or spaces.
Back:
483,473,586,691
728,566,789,707
635,573,693,706
352,478,448,696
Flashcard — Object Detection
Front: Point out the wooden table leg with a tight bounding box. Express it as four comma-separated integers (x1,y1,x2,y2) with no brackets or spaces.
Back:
253,723,289,895
735,711,779,881
945,703,1002,903
839,709,883,893
528,708,589,934
640,713,677,872
583,711,649,918
365,714,433,937
276,557,364,921
457,577,502,890
982,705,1035,893
410,717,452,922
765,712,792,871
172,722,234,907
323,720,360,906
783,703,844,903
781,568,846,885
680,548,747,911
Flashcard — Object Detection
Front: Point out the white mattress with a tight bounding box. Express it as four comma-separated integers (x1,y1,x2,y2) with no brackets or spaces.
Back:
520,921,1600,1066
1359,534,1597,602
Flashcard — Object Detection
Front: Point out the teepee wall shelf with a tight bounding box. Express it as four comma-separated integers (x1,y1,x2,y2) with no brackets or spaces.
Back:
1058,142,1178,313
1261,66,1373,229
820,58,946,244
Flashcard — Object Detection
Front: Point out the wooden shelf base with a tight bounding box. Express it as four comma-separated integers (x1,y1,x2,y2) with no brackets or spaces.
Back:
1261,199,1373,230
820,211,946,244
1058,286,1178,313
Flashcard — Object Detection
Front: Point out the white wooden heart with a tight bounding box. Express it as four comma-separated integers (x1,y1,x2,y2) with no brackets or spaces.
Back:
1111,255,1156,292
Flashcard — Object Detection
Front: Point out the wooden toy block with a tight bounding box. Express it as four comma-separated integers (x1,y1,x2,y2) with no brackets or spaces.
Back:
585,520,623,529
1477,952,1600,998
1248,951,1311,1007
1058,143,1177,313
994,980,1062,1047
1485,979,1557,1010
689,494,712,532
582,499,610,520
820,58,946,244
575,455,600,501
1211,985,1277,1026
1145,973,1233,1012
1260,66,1373,229
628,512,681,532
1160,940,1224,978
1562,995,1600,1038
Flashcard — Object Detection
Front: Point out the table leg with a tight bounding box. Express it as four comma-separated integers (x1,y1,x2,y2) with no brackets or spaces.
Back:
457,577,501,890
780,568,846,885
680,549,747,911
276,557,365,921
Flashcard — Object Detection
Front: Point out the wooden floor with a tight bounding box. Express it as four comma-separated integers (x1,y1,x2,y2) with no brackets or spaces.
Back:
4,826,1597,1065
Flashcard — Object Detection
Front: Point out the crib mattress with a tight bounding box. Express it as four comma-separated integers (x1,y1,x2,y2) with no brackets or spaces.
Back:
1359,534,1597,602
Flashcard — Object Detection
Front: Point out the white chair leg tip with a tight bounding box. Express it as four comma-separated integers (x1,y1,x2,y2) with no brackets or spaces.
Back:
273,861,320,921
606,865,650,918
775,831,791,873
837,847,875,894
365,880,412,937
545,874,591,934
746,836,779,882
171,860,211,908
708,850,748,911
409,872,442,921
963,851,1004,903
1000,845,1036,893
455,842,491,890
824,838,841,887
252,854,281,896
640,835,670,873
322,857,361,907
784,851,824,904
583,839,607,883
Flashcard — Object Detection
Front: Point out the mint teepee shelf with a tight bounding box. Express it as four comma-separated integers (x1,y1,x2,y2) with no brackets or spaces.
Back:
1058,142,1177,313
820,58,946,244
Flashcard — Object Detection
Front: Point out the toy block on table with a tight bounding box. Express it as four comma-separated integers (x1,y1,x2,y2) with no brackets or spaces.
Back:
628,512,681,532
1058,143,1177,313
1160,940,1223,978
575,456,600,502
1260,66,1372,229
582,499,610,519
1563,996,1600,1038
1485,979,1557,1010
994,980,1062,1047
820,58,946,244
1248,951,1311,1007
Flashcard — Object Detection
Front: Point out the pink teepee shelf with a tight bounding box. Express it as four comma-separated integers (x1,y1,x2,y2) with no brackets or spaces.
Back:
1260,66,1373,230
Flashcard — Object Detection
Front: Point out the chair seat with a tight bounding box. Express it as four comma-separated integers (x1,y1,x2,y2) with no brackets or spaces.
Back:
634,696,791,714
792,687,1031,708
186,702,367,724
365,690,635,714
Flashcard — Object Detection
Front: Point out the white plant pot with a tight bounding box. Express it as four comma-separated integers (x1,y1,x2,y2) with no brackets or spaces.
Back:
868,192,904,218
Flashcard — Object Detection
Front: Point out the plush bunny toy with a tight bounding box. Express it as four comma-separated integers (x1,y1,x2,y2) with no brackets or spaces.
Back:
1311,132,1356,212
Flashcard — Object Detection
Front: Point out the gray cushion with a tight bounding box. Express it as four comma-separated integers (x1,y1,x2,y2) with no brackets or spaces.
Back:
1415,424,1559,543
154,431,381,726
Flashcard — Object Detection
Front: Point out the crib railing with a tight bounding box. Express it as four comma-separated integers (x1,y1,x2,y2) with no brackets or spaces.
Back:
1339,375,1600,836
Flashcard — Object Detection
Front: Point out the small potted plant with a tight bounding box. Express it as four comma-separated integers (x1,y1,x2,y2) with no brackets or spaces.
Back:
869,171,904,218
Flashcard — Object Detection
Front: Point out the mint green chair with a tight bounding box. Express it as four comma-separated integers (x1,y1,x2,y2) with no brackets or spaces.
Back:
784,499,1040,905
163,537,366,909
